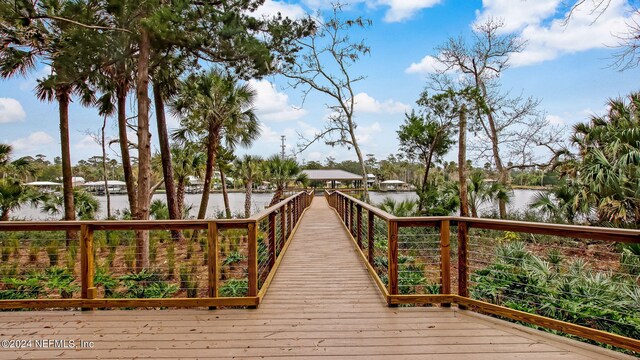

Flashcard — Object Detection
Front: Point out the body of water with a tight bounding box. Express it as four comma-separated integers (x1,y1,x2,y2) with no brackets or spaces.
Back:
14,189,542,220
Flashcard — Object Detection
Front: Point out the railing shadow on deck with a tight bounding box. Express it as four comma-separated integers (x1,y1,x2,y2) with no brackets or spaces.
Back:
0,191,314,310
324,190,640,354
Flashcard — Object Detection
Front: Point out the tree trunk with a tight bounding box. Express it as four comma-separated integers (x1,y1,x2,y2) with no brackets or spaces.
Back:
135,28,152,271
1,210,9,221
458,105,469,218
244,180,252,218
197,126,220,219
152,83,182,240
350,128,368,202
101,116,111,219
116,83,137,216
476,80,507,219
57,87,76,245
270,186,284,207
220,168,231,219
176,178,185,219
497,169,509,219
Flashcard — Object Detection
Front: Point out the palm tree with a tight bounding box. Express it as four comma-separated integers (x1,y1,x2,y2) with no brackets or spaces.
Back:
378,197,418,217
467,170,511,218
530,180,585,224
233,155,263,218
42,189,100,221
263,155,308,206
170,69,259,219
567,93,640,226
216,146,236,219
0,179,43,221
171,144,206,219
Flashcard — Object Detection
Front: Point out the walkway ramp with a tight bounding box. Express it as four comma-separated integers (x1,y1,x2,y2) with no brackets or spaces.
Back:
0,197,631,359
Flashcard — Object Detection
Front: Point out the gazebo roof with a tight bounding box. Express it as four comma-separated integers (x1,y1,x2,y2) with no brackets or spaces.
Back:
302,169,363,181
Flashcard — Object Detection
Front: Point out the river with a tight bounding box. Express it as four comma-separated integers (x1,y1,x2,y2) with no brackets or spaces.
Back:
14,189,542,220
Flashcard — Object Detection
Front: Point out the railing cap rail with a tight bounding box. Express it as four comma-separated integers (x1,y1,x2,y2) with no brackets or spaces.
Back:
329,190,640,243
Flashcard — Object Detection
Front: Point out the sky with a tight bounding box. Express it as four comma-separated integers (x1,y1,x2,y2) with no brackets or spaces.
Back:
1,0,640,166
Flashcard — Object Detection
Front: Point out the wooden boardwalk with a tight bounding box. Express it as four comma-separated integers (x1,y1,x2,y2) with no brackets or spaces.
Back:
0,197,632,359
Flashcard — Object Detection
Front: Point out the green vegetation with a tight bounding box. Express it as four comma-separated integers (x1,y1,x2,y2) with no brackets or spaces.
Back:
470,241,640,342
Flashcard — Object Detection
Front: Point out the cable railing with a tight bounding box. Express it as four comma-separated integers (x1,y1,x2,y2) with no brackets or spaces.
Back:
0,190,313,310
325,190,640,354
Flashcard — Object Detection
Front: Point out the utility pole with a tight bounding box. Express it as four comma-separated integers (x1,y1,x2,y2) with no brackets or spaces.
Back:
280,136,286,159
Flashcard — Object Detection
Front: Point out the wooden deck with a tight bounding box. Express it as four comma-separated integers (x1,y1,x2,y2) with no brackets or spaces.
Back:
0,197,633,359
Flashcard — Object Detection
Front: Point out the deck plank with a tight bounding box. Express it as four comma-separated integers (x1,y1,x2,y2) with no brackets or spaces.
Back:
0,197,632,359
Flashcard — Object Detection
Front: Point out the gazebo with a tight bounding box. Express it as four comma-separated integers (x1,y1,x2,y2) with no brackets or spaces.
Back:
302,169,365,189
380,179,406,191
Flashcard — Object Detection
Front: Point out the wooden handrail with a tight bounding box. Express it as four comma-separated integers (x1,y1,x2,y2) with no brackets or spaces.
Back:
0,191,314,311
327,189,640,353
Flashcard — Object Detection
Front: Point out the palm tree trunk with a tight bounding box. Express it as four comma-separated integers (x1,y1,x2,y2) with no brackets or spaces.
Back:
220,168,231,219
458,105,469,218
116,83,137,215
135,28,152,271
1,210,9,221
101,116,111,219
197,127,220,219
270,187,284,207
153,83,181,240
244,180,252,218
57,87,76,246
176,178,185,219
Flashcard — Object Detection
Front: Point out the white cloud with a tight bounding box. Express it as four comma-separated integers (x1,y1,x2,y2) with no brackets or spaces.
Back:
546,114,565,125
252,0,307,19
356,122,382,145
249,79,307,122
354,92,410,114
11,132,54,152
306,151,323,161
474,0,560,33
303,0,440,22
378,0,441,22
475,0,636,67
75,135,100,150
0,98,27,123
405,55,449,74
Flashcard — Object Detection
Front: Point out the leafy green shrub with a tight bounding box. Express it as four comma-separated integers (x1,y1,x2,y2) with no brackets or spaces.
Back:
621,244,640,276
94,266,119,298
219,279,248,297
398,271,427,295
149,236,159,264
45,267,79,299
470,242,640,344
0,277,44,299
119,270,177,298
223,251,246,266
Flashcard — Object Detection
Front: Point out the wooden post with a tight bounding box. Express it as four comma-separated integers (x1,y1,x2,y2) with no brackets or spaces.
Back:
440,220,451,307
458,220,469,309
247,222,258,302
287,201,292,237
356,204,363,249
268,212,276,269
368,211,375,264
80,224,96,311
344,199,349,227
207,222,219,309
388,220,399,302
349,201,355,236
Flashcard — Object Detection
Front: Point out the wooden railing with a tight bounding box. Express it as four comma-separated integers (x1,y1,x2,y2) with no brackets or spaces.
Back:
0,191,313,310
325,190,640,353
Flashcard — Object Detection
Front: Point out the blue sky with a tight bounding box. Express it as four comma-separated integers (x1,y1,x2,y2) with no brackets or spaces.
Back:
1,0,639,166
